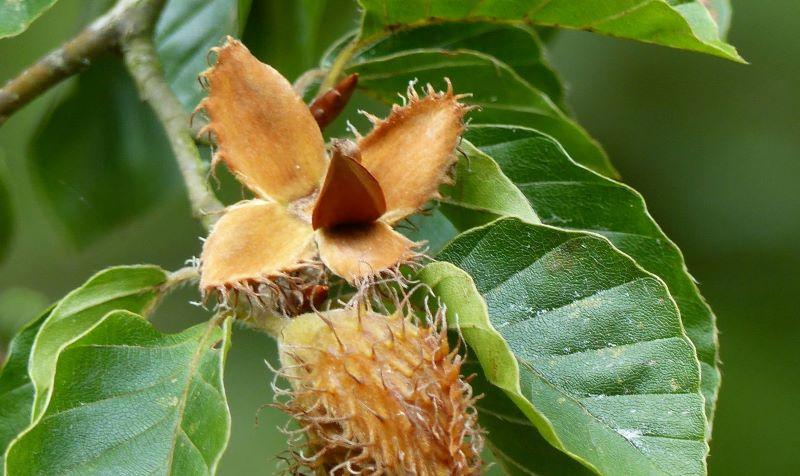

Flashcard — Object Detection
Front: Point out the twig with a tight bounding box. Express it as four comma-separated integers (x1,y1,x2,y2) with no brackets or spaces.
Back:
122,35,224,229
0,0,144,125
319,38,359,92
166,266,200,289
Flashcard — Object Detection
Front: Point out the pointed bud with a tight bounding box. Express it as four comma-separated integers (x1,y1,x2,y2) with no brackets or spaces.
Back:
310,73,359,130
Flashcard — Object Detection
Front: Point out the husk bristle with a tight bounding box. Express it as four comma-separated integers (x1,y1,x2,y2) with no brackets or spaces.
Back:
199,259,328,322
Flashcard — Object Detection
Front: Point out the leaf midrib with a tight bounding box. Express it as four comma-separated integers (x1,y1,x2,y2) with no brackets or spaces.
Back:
164,319,220,474
475,235,588,294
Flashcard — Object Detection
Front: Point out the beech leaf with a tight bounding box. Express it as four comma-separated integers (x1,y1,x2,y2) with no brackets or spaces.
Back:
420,218,708,475
5,312,232,475
357,0,742,62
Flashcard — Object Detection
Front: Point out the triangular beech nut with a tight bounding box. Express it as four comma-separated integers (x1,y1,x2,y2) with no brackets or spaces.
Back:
312,140,387,230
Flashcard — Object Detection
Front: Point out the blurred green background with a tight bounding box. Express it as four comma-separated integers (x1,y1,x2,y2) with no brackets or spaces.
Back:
0,1,797,474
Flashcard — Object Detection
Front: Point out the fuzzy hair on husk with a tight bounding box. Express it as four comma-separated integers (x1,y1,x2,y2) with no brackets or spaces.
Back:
196,256,328,322
272,303,483,475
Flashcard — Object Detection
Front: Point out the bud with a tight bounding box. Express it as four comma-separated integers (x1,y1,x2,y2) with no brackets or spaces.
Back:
274,308,483,474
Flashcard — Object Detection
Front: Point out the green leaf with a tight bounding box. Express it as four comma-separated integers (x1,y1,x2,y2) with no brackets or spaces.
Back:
357,0,742,62
29,59,178,246
0,310,50,466
421,219,709,475
402,209,459,256
419,263,589,476
700,0,732,38
5,312,232,475
331,22,565,108
465,125,720,425
334,23,616,177
439,140,538,228
27,265,168,418
0,266,166,468
0,0,58,39
155,0,242,111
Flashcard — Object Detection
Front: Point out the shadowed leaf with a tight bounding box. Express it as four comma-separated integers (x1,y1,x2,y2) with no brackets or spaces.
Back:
29,59,177,247
0,310,49,467
326,23,617,177
155,0,244,111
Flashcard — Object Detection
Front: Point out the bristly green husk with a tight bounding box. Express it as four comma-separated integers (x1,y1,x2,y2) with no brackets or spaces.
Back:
274,307,483,474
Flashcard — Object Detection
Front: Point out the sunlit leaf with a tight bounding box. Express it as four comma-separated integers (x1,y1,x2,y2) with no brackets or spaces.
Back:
357,0,742,62
0,0,59,39
420,218,709,475
438,140,538,229
5,312,232,475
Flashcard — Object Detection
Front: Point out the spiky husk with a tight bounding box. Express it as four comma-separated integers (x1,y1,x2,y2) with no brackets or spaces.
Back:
202,263,328,322
275,308,483,475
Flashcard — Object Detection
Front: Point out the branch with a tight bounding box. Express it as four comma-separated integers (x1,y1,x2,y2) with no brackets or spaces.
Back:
122,35,224,228
0,0,148,125
165,266,200,290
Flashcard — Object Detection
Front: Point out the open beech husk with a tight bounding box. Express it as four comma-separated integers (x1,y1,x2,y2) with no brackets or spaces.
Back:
274,308,483,475
198,200,326,318
315,221,419,285
195,37,471,316
358,81,469,224
197,39,327,203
